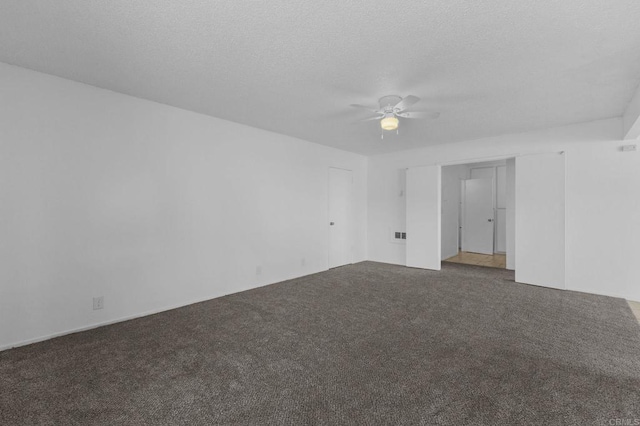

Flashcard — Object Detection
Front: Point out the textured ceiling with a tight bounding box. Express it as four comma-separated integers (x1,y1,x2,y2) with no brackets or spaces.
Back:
2,1,640,155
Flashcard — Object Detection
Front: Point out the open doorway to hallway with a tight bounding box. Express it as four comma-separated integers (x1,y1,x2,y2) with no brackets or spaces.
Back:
405,152,564,288
441,159,515,270
445,252,506,268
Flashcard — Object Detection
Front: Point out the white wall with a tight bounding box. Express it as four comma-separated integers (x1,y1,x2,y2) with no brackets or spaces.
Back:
406,165,441,269
0,63,368,350
368,118,640,301
515,153,566,289
441,165,468,259
506,158,516,270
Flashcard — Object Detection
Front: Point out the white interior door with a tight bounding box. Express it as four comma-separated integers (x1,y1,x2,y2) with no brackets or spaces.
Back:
328,168,352,268
462,178,494,255
406,165,441,270
515,153,565,289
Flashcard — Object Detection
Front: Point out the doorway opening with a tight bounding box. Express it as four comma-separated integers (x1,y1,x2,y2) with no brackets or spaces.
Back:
441,159,515,270
405,152,565,289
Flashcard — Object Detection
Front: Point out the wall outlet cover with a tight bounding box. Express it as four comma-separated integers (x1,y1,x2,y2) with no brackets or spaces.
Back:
93,296,104,310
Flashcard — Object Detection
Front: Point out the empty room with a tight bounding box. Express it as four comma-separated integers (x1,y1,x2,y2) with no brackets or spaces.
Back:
2,1,640,425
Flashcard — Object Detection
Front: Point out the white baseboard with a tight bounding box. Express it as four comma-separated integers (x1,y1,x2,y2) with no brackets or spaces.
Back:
0,295,227,352
4,262,634,352
0,267,330,352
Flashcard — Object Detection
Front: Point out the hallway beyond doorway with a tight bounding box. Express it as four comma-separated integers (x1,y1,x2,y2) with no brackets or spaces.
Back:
444,251,506,269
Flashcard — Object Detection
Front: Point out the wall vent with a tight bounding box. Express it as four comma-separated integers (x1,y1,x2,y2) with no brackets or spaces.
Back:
393,231,407,240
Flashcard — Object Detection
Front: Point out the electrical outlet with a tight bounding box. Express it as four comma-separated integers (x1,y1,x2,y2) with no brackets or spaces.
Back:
256,266,262,275
301,258,306,267
93,296,104,310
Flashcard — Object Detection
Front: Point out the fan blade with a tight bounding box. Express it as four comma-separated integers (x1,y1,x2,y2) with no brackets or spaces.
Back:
349,104,381,114
396,111,440,119
358,114,384,122
394,95,420,111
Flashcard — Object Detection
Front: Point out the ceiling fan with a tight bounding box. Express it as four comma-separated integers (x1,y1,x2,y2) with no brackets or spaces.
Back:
350,95,440,138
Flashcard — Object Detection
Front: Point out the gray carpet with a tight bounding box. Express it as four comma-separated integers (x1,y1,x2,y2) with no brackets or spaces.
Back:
1,262,640,425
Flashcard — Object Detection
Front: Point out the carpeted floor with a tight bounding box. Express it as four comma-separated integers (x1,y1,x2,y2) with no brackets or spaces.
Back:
1,262,640,425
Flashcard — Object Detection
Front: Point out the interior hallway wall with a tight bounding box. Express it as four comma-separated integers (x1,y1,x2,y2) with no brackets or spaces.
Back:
506,158,516,270
441,165,469,259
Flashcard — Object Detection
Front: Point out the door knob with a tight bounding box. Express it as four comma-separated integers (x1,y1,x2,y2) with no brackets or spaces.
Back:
488,219,493,222
330,222,335,226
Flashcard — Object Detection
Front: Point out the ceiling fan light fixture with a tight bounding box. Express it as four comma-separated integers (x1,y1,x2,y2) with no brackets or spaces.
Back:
380,115,399,131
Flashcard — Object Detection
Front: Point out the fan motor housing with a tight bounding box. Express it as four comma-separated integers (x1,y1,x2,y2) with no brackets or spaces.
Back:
378,95,402,111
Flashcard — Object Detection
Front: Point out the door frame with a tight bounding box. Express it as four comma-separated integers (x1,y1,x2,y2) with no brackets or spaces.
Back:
442,155,517,266
461,164,508,255
412,151,565,287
